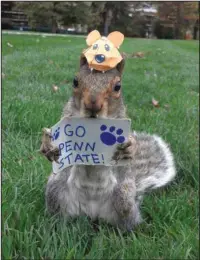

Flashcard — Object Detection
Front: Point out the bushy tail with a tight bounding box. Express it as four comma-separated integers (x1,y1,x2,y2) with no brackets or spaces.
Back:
132,133,176,196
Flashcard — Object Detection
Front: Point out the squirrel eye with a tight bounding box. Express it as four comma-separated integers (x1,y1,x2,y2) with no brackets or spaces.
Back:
114,81,121,92
73,77,78,88
93,44,98,50
105,44,110,51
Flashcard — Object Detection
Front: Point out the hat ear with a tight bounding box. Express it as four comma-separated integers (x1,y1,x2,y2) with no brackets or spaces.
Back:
86,30,101,46
107,31,124,48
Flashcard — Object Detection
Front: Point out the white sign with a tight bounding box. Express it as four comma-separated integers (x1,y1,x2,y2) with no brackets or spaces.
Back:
51,117,131,173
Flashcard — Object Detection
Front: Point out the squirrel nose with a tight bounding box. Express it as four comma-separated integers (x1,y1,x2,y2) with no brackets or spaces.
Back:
95,54,105,63
85,100,102,113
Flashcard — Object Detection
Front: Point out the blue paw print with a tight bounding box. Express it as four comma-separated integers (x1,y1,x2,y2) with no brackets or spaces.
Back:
100,125,125,146
52,127,60,141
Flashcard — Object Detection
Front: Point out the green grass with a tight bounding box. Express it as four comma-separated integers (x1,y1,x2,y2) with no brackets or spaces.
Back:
2,33,199,259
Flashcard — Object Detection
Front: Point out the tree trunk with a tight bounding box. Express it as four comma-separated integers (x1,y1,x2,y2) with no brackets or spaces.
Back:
193,2,199,39
51,2,58,34
103,9,113,36
51,19,57,33
175,2,185,39
193,20,198,39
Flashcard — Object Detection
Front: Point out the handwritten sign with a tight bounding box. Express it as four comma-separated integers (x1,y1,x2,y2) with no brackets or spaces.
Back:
51,117,131,173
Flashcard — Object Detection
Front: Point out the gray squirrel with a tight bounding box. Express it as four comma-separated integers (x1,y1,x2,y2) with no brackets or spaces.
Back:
40,54,176,231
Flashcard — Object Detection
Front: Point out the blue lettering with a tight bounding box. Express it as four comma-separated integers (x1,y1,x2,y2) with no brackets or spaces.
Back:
74,154,84,163
64,124,73,136
74,142,83,151
85,142,95,152
75,126,85,138
64,152,73,164
81,154,90,162
65,140,72,152
91,154,100,164
59,143,64,155
58,158,64,169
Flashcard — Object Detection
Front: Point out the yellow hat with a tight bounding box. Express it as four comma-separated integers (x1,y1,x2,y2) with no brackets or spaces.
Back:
83,30,124,72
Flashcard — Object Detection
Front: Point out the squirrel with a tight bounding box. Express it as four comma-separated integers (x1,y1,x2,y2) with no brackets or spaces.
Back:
40,54,176,232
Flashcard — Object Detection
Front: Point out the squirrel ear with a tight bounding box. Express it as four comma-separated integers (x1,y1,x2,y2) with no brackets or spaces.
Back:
107,31,124,48
80,53,88,67
86,30,101,46
116,56,125,75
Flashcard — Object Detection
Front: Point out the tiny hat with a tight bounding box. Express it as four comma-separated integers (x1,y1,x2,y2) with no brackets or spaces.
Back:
83,30,124,72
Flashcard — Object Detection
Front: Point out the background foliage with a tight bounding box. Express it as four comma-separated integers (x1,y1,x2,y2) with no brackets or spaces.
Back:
12,1,199,39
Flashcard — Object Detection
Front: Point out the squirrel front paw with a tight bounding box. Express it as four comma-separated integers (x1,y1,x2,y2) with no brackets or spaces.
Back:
40,128,60,162
112,135,136,161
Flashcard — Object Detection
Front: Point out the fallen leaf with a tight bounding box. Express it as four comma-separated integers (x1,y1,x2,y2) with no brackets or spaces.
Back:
121,52,130,58
152,98,159,107
48,59,54,64
164,104,170,109
7,42,13,48
2,73,5,79
52,85,59,92
132,51,151,58
189,90,199,96
132,51,145,58
18,159,22,166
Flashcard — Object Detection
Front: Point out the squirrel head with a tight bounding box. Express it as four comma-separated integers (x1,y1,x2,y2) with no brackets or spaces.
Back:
83,30,124,72
71,54,126,119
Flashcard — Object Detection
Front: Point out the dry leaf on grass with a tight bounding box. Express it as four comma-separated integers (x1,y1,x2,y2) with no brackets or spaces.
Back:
132,51,151,58
189,90,199,96
121,52,130,59
18,159,22,166
164,104,170,109
52,85,59,92
7,42,13,48
133,51,145,58
152,98,159,108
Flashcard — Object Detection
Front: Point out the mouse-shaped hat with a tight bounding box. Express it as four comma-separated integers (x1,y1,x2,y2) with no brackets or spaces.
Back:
82,30,124,72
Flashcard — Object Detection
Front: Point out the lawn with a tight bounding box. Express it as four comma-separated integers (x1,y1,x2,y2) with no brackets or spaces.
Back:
2,32,199,259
